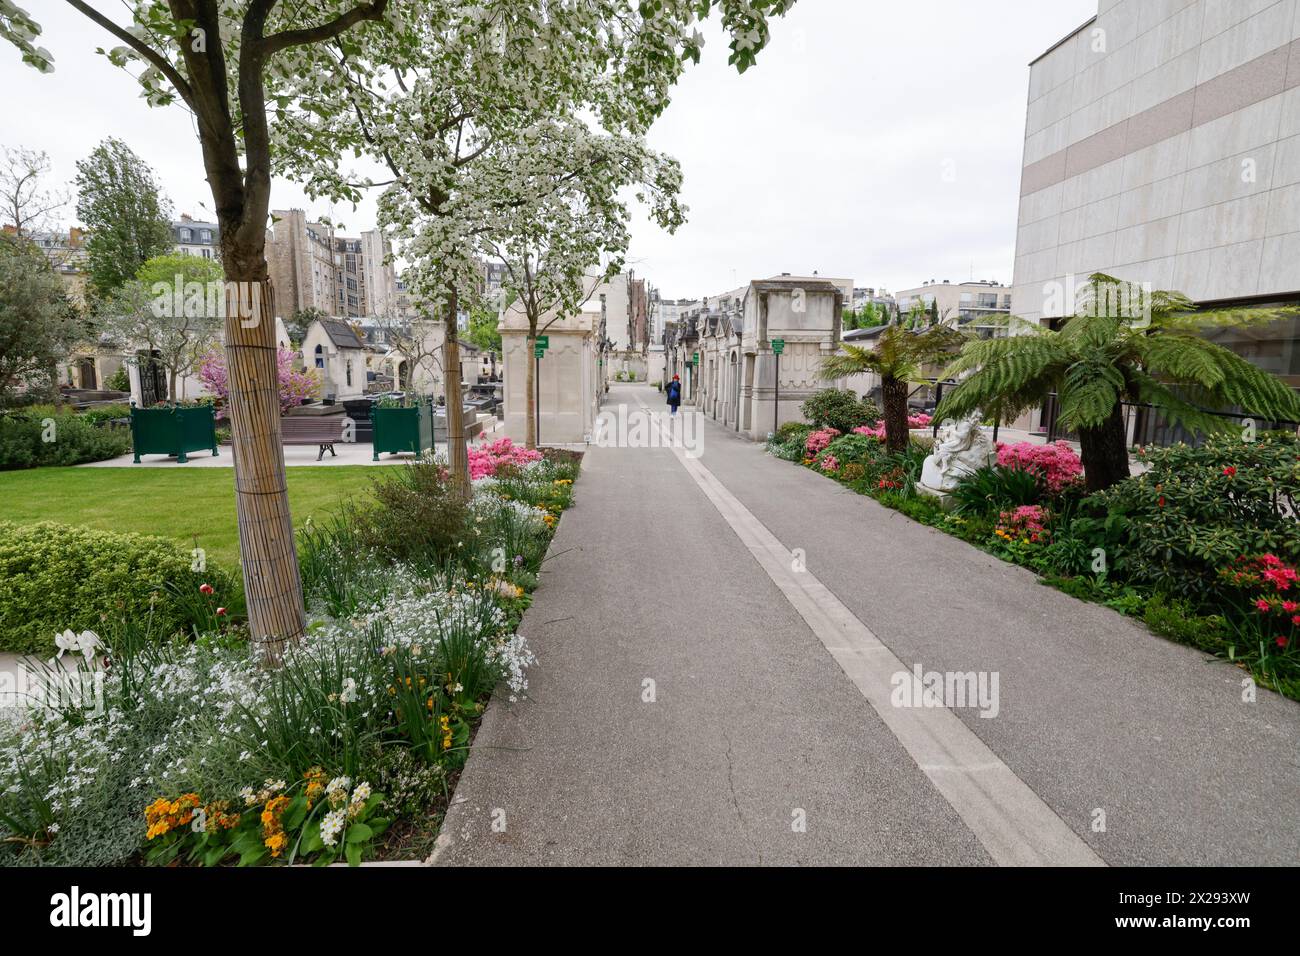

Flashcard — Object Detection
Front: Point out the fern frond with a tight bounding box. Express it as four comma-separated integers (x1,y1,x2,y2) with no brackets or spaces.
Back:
819,343,880,380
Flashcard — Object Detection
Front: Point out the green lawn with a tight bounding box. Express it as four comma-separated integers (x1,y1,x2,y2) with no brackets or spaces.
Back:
0,466,385,569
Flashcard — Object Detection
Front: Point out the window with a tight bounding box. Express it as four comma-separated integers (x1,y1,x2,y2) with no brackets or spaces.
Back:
201,230,212,242
346,360,353,387
314,345,324,369
179,228,191,242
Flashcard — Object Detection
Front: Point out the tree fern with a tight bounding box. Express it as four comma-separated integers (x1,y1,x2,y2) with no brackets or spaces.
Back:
934,272,1300,491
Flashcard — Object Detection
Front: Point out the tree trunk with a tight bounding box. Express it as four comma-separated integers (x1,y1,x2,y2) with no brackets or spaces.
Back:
1076,402,1130,492
524,324,537,449
881,374,910,453
444,288,470,499
223,278,304,662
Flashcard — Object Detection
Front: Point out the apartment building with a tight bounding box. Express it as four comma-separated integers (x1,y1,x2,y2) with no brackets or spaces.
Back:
267,209,338,317
331,234,367,318
895,278,1011,330
172,214,219,260
1010,0,1300,387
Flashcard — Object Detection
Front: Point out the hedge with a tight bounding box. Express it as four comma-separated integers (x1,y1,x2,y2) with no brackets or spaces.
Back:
0,521,225,655
0,413,131,470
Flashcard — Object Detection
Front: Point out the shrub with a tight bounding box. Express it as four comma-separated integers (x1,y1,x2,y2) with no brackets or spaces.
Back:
824,432,882,466
996,441,1083,493
801,389,876,433
805,427,840,456
105,366,130,391
775,421,812,443
78,403,132,426
0,521,232,655
356,458,470,569
995,505,1050,544
467,436,543,480
0,412,131,469
1092,433,1300,597
950,465,1043,515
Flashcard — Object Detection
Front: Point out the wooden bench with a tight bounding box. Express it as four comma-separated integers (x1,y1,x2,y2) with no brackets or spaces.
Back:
280,415,349,460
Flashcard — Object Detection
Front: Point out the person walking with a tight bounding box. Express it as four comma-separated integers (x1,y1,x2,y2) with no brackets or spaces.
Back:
665,374,683,416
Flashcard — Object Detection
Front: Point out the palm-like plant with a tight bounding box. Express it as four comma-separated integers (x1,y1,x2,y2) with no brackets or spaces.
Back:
936,274,1300,492
820,322,965,452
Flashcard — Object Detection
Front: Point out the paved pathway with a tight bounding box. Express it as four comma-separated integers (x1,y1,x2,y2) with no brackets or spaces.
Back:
432,385,1300,866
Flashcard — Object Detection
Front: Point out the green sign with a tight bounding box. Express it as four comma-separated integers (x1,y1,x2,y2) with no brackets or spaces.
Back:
692,352,699,365
534,347,545,359
535,335,549,349
771,338,785,354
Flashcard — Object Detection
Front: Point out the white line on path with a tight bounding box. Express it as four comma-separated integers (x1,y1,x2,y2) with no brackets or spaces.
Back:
638,401,1104,867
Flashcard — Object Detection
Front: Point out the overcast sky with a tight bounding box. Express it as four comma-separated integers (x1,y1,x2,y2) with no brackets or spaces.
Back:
2,0,1097,300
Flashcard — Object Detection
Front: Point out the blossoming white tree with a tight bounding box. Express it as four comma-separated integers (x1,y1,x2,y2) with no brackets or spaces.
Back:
3,1,395,660
278,1,795,494
481,118,686,448
2,0,793,643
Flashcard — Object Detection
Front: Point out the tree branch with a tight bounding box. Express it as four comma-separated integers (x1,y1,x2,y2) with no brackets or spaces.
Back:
261,0,389,55
64,0,197,109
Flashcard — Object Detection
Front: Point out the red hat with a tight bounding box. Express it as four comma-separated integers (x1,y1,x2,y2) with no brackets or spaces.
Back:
672,374,680,380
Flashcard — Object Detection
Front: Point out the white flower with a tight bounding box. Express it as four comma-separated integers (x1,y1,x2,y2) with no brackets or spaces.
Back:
320,808,346,847
53,629,101,662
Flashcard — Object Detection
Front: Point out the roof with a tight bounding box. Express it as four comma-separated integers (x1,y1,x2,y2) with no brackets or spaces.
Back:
750,278,841,294
319,318,365,349
843,324,888,342
1029,15,1096,66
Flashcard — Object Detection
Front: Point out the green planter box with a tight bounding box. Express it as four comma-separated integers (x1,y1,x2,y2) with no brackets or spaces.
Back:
371,403,432,460
131,404,218,463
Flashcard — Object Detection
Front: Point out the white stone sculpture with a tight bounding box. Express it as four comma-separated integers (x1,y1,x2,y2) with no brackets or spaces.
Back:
918,413,995,496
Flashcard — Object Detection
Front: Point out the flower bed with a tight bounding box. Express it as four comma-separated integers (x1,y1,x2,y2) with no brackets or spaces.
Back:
468,436,543,480
995,441,1083,494
765,428,1300,700
0,450,581,865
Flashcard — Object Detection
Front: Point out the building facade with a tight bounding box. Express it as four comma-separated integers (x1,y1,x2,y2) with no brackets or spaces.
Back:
685,275,844,440
1010,0,1300,394
172,214,219,260
895,279,1011,333
499,280,601,444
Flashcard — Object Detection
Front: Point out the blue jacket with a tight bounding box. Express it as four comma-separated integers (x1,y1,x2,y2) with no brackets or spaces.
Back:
666,381,682,405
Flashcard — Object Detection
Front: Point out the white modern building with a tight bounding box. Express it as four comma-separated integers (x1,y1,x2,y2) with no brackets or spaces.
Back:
1011,1,1300,336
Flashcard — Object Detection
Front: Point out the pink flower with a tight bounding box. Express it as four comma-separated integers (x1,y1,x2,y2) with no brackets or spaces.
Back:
819,455,839,473
200,346,322,417
1262,566,1296,591
199,583,214,596
851,422,886,440
468,437,543,479
805,428,840,455
1256,598,1273,613
216,607,227,616
1277,637,1291,649
994,441,1084,493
